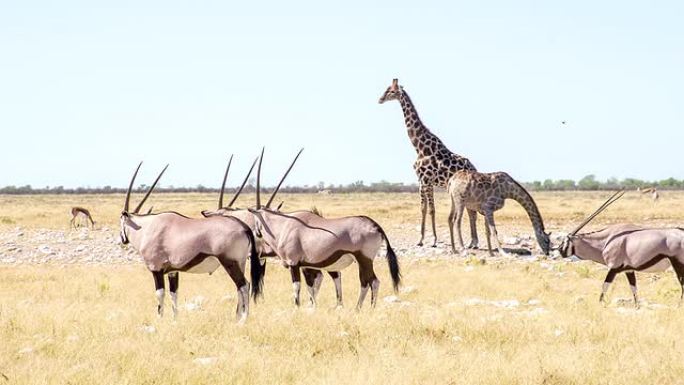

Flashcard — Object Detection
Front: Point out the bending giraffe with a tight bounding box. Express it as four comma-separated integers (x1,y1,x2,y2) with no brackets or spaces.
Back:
379,78,479,247
447,170,550,257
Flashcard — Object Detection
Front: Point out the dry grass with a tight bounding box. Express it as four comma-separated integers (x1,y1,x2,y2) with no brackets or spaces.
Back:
1,191,684,384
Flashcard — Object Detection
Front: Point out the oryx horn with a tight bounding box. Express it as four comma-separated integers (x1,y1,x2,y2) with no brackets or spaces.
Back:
569,190,625,236
256,147,264,209
218,155,233,209
133,164,169,214
265,148,304,208
124,162,143,213
226,156,259,208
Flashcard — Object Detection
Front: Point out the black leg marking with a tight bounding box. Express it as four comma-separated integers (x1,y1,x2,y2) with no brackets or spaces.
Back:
152,271,165,316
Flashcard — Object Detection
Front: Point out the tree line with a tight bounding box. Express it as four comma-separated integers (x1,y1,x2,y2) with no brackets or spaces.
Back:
0,175,681,195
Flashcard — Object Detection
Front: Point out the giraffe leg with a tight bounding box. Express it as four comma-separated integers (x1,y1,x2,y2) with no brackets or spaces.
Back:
484,212,507,257
466,209,479,249
428,191,437,247
417,184,429,246
448,197,466,255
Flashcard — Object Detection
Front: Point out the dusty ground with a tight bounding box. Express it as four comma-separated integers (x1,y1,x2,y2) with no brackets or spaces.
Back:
1,191,683,384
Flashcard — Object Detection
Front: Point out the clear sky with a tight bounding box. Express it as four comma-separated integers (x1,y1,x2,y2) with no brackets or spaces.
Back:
1,1,682,188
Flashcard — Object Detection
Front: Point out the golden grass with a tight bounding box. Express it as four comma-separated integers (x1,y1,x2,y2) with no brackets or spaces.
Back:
2,191,684,384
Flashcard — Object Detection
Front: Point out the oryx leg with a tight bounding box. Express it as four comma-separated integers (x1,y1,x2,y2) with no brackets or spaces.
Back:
152,271,165,317
599,269,618,305
329,271,343,308
167,272,179,319
669,258,684,306
448,198,466,255
303,268,324,308
290,266,302,307
625,272,639,308
70,217,76,229
356,256,379,309
220,259,249,322
417,184,430,246
466,209,479,249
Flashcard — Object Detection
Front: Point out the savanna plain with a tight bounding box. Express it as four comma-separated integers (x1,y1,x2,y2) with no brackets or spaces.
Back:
2,191,684,385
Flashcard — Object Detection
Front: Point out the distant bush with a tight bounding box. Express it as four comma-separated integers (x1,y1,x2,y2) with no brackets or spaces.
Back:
0,175,679,194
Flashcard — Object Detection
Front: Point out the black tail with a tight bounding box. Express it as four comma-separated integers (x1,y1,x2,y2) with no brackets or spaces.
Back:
246,229,263,301
360,216,401,292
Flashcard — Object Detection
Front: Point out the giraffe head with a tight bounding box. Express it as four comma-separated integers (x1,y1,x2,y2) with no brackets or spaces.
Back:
378,78,402,104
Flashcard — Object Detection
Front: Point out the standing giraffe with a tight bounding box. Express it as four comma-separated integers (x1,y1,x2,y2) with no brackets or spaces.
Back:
447,170,550,257
379,78,479,247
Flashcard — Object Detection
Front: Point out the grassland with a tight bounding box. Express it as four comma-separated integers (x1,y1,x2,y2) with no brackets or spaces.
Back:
1,191,684,384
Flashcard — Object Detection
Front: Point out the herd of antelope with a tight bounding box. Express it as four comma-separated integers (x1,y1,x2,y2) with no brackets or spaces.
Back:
64,79,680,322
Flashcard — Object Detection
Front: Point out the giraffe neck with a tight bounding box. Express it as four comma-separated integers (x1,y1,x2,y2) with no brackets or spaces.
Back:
398,90,443,155
506,180,548,251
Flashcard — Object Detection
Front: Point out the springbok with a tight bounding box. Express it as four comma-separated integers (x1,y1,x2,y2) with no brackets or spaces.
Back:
556,190,684,308
120,162,263,322
639,187,660,203
70,207,95,229
201,153,345,307
248,150,401,309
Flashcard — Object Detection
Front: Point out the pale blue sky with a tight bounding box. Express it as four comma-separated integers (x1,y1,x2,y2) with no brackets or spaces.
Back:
1,1,682,188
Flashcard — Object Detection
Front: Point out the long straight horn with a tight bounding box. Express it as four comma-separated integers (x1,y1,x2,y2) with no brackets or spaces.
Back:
227,156,258,208
133,164,169,214
266,148,303,208
124,162,143,213
218,155,233,209
256,147,264,209
569,190,625,236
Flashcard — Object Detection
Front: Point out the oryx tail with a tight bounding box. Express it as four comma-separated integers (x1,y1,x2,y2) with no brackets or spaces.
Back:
243,221,263,301
360,216,401,292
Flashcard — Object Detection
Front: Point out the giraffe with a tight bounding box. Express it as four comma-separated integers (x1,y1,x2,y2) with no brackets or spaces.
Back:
379,78,479,247
447,170,550,257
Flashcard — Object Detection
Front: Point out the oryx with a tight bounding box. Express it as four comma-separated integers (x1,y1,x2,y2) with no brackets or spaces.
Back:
248,149,401,309
120,162,263,322
557,190,684,307
201,152,345,307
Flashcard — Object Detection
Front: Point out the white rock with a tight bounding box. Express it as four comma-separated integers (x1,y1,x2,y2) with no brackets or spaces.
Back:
18,347,34,354
464,298,485,306
464,266,475,272
38,245,53,255
504,236,520,245
140,325,156,334
194,357,219,366
399,286,416,294
383,295,401,303
451,336,463,343
491,299,520,308
527,299,542,306
554,329,564,337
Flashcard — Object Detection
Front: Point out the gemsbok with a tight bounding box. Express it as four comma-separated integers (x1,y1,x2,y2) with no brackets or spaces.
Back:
120,162,263,322
201,152,345,307
556,190,684,308
248,149,401,309
70,207,95,229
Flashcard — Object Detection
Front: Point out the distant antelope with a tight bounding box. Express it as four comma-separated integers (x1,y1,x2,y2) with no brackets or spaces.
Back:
555,190,684,307
120,162,263,322
201,152,345,307
318,189,332,195
70,207,95,229
248,149,401,309
639,187,659,203
448,170,550,257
